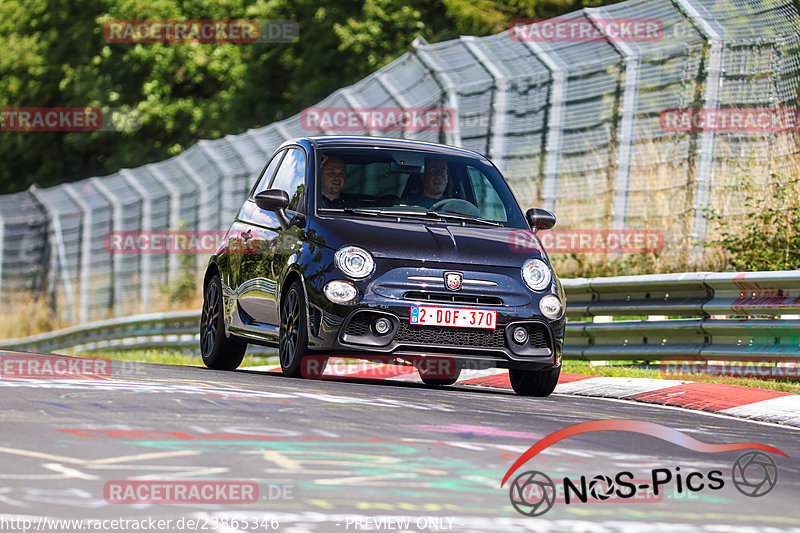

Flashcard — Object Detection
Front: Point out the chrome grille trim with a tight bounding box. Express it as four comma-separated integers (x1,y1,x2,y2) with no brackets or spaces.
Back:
407,275,497,287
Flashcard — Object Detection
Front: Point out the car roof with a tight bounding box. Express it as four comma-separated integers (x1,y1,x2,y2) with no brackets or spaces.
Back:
290,136,489,161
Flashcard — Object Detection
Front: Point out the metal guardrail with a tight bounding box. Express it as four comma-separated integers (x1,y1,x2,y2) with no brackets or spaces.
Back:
562,271,800,361
1,271,799,362
0,311,201,354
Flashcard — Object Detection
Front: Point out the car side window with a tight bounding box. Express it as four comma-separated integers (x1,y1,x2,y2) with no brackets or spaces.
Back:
269,147,307,212
467,166,509,222
250,150,286,198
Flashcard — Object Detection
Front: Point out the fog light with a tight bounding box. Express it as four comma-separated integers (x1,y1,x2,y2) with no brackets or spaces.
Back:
539,294,563,319
373,318,391,335
324,280,358,304
512,326,528,344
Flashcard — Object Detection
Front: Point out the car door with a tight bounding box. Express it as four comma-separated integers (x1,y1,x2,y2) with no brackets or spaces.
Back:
227,148,285,313
236,146,307,327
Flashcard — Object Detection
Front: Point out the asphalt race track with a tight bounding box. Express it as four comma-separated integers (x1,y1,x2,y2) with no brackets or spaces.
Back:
0,352,798,533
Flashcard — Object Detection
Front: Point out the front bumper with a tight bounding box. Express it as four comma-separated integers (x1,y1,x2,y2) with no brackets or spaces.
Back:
307,266,565,371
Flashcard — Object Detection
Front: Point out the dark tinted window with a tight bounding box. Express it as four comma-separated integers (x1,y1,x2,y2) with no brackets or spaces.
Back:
315,148,526,228
269,147,307,212
250,150,286,198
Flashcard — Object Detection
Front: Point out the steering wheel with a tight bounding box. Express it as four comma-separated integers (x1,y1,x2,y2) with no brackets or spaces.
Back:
430,198,481,217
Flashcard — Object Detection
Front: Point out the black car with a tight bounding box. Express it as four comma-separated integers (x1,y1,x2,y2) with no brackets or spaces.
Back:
200,136,565,396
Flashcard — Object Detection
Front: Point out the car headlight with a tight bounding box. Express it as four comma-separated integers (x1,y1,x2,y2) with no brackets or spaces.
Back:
334,246,375,280
324,280,358,304
522,258,551,291
539,294,563,319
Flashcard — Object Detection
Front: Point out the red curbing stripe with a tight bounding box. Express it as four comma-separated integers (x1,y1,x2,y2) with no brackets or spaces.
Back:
558,372,597,384
624,382,793,412
459,372,511,389
458,371,597,390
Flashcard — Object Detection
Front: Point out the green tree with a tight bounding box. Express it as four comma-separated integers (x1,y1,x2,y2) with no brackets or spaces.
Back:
0,0,609,194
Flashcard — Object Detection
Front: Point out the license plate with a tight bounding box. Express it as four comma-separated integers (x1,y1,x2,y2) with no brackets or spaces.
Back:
409,306,496,329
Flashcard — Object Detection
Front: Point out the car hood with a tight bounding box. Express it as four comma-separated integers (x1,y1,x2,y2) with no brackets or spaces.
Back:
306,216,545,266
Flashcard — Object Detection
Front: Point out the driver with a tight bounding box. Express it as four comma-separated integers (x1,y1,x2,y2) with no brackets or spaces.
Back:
403,158,448,209
319,154,348,208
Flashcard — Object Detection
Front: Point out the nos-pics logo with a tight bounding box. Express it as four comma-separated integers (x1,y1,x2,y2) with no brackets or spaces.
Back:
501,419,784,517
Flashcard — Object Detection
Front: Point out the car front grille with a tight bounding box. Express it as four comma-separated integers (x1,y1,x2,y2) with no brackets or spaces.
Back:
404,291,503,306
395,322,506,348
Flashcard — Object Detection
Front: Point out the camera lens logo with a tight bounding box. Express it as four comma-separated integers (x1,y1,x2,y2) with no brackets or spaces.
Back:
588,474,614,500
509,471,556,516
732,451,778,497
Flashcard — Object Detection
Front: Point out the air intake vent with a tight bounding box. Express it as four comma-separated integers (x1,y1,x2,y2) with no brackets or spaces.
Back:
404,291,502,306
395,322,506,348
526,323,550,349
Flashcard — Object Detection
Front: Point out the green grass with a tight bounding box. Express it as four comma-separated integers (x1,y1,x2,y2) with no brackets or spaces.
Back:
563,360,800,394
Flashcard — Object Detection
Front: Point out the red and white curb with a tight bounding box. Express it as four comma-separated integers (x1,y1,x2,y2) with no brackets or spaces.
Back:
249,361,800,428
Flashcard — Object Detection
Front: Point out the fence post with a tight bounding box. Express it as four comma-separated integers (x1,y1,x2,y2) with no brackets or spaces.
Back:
672,0,725,263
340,87,381,137
62,185,91,323
373,71,413,136
119,170,152,312
30,186,76,322
90,178,123,316
412,43,463,147
146,164,182,283
584,7,639,232
520,38,566,213
460,36,509,172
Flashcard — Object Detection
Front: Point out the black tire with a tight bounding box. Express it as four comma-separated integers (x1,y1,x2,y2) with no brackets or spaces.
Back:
201,274,247,370
420,374,460,386
418,358,461,386
279,280,328,378
509,366,561,397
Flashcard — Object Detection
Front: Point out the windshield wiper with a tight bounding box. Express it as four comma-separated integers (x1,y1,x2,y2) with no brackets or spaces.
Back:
366,208,502,227
317,207,380,217
424,211,502,227
319,207,502,227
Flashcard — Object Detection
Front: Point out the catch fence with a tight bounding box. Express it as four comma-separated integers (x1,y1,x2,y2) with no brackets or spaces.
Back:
1,0,798,323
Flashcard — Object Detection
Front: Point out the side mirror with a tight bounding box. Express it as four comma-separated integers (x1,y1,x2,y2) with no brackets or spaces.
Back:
526,208,556,233
254,189,289,211
254,189,297,230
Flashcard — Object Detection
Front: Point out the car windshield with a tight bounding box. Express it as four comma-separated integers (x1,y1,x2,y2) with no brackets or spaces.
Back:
315,148,527,228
